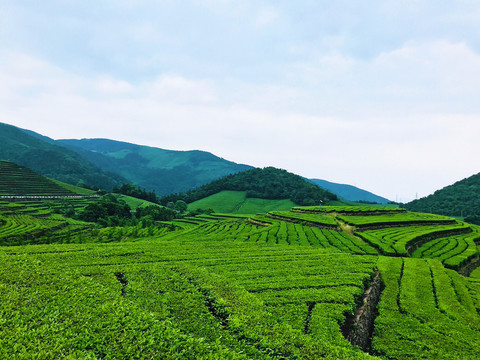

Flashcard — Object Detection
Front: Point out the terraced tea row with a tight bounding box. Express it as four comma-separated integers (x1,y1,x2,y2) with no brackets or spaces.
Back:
293,206,406,215
0,160,76,197
0,240,379,359
411,230,480,270
356,223,475,262
177,218,379,255
337,212,456,229
261,210,480,271
268,210,339,227
2,234,480,359
373,257,480,359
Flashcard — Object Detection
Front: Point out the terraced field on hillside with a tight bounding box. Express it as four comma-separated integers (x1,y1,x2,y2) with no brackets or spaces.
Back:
0,160,77,197
1,203,480,359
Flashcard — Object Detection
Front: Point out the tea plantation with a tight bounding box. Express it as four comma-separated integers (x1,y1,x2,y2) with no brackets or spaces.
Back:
1,195,480,358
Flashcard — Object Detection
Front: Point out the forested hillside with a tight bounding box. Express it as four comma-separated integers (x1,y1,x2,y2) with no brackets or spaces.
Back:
56,138,252,195
160,167,338,206
406,171,480,223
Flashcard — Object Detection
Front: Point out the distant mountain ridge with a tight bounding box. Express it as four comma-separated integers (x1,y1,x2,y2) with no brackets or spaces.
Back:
309,179,390,204
1,122,391,202
56,138,253,196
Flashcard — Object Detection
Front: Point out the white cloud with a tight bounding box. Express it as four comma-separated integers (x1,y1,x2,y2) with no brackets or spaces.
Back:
2,45,480,202
2,1,480,202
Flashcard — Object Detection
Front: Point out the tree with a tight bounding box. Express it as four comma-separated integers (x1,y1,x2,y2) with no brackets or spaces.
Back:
78,195,132,224
174,200,188,213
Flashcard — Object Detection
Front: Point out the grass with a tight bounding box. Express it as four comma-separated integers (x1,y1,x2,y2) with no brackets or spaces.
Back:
51,180,97,196
188,190,297,214
113,194,158,210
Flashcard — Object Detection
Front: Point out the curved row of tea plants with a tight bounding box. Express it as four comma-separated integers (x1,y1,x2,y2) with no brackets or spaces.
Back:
337,212,456,229
292,206,406,215
0,160,77,197
179,217,379,255
372,256,480,359
0,239,380,359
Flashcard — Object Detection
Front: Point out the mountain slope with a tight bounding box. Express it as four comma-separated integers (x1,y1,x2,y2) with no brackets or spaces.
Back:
0,122,123,190
405,171,480,220
56,138,253,195
160,167,338,206
309,178,390,204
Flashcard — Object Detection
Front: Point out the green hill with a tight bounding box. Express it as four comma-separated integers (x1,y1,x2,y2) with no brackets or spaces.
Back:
188,190,297,214
405,171,480,223
0,160,76,197
56,138,253,195
160,167,338,206
0,122,124,190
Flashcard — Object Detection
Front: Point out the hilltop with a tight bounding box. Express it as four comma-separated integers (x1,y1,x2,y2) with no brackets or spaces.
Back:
160,167,338,210
405,171,480,223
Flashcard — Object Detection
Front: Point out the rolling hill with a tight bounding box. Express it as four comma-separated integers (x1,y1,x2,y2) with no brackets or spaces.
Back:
161,167,338,210
56,138,253,195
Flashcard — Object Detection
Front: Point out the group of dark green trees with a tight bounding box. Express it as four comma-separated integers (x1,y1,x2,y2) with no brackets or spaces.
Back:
77,195,177,227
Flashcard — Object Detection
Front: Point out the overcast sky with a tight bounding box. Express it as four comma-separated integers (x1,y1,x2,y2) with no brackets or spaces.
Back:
1,1,480,202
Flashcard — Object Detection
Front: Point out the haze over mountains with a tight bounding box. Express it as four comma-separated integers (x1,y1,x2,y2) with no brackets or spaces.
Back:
1,121,390,202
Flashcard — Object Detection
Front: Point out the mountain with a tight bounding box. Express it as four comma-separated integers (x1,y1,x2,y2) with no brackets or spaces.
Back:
0,123,124,190
1,122,394,202
309,179,390,204
405,171,480,222
160,167,338,206
56,138,253,195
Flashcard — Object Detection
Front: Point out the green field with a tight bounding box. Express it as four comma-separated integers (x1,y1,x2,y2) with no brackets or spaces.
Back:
188,190,297,214
113,194,159,210
2,199,480,359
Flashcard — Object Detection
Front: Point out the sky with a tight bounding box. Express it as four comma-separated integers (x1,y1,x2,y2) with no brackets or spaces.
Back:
1,1,480,202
